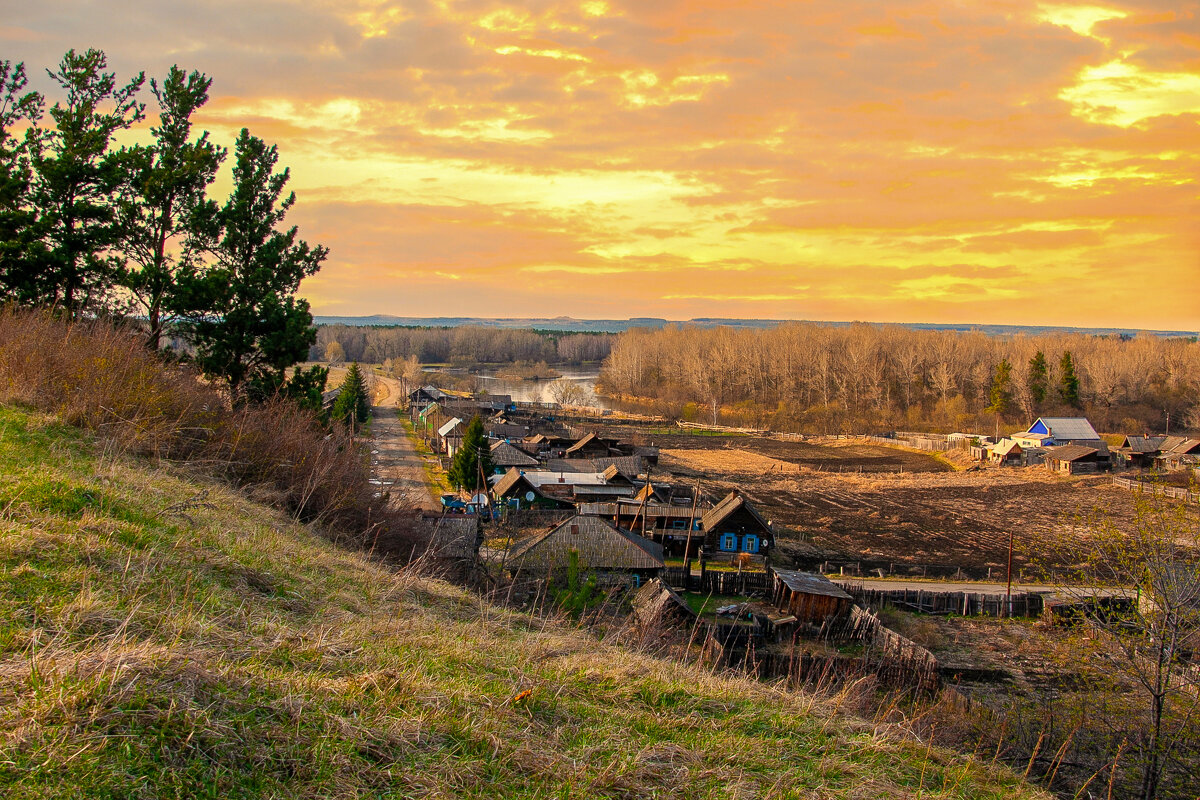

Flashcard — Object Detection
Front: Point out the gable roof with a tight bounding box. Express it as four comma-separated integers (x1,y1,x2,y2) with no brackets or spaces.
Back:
1159,437,1200,455
1121,435,1166,453
1044,444,1099,462
565,432,605,456
490,441,539,467
993,439,1023,456
437,417,464,438
701,491,772,533
492,467,535,498
506,515,664,572
773,568,853,600
1028,417,1100,441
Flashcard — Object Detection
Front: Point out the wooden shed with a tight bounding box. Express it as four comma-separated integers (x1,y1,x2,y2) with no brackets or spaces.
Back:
770,568,854,625
1044,444,1109,475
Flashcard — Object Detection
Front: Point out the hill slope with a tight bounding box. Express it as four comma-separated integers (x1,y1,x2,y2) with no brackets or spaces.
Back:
0,405,1044,799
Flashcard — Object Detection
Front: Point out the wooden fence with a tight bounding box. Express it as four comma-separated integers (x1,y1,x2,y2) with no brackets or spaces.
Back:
840,583,1045,618
661,566,771,596
1112,476,1200,504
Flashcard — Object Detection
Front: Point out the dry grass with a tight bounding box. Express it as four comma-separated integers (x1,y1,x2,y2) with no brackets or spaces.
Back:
0,405,1048,799
0,308,420,554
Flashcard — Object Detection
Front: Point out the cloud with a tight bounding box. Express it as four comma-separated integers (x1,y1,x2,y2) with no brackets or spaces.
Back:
3,0,1197,328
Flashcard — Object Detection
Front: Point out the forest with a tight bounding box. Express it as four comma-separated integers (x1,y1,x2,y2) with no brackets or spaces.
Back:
597,322,1200,434
313,323,615,365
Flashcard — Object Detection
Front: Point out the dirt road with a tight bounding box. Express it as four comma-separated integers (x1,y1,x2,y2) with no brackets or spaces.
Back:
369,408,440,511
831,577,1132,598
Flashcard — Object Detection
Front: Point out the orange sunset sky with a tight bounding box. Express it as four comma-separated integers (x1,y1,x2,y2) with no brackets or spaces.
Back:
3,1,1198,329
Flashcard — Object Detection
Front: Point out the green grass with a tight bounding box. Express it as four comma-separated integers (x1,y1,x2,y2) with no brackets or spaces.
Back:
0,405,1047,799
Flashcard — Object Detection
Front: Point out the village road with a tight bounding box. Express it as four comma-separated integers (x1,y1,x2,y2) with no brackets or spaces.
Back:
831,577,1132,598
369,408,440,511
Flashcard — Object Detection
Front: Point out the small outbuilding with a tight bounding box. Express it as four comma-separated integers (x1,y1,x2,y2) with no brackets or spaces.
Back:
1044,444,1110,475
770,569,854,625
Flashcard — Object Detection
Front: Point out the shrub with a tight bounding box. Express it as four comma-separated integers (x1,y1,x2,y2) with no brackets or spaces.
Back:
0,306,422,554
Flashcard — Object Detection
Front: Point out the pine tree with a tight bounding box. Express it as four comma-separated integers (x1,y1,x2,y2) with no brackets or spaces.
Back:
0,60,47,304
172,128,327,401
1028,350,1048,405
116,65,224,350
448,416,493,492
330,362,369,430
986,358,1012,418
1059,351,1081,409
31,49,145,313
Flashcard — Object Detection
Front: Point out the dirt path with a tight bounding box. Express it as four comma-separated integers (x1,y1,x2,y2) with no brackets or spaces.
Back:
368,406,440,511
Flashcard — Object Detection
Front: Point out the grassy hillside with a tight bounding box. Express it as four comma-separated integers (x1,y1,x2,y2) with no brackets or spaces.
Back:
0,405,1045,799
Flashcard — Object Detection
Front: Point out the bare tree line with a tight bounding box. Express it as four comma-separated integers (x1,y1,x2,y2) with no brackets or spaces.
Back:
313,325,615,366
597,323,1200,434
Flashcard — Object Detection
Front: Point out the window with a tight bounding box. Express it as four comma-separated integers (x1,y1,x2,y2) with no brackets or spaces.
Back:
721,533,737,551
671,519,688,530
743,534,759,553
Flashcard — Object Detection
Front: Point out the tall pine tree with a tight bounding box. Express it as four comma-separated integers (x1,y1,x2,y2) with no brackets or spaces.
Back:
173,128,327,402
1028,350,1048,406
1059,351,1081,409
0,60,47,304
31,49,144,313
448,416,493,493
116,65,224,350
986,358,1012,418
330,362,370,431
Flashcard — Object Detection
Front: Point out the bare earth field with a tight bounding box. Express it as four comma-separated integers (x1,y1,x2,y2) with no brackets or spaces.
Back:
629,431,1140,573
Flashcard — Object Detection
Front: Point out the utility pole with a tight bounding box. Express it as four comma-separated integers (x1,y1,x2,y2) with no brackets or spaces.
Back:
1005,529,1014,618
682,479,702,577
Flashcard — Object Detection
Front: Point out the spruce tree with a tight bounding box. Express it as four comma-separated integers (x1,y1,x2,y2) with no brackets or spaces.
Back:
986,358,1012,418
330,362,369,430
1028,350,1048,405
448,416,493,493
1059,351,1081,409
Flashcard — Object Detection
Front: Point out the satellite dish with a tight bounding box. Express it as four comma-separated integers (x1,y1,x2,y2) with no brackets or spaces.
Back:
525,491,536,502
471,493,489,506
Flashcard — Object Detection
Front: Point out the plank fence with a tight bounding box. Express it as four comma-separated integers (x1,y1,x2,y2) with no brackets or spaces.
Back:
661,566,771,596
1112,476,1200,504
840,583,1045,618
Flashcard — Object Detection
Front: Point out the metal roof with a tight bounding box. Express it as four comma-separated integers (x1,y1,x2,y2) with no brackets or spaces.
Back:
437,417,463,438
1029,417,1100,441
773,569,853,600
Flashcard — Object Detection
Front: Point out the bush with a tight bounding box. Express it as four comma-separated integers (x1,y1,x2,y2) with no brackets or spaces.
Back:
0,307,421,553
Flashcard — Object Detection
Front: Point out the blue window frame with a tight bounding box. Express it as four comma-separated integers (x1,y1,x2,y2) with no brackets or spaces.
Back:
720,533,737,551
743,534,759,553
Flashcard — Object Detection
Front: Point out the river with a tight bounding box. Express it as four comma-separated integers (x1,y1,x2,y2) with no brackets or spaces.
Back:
463,367,613,409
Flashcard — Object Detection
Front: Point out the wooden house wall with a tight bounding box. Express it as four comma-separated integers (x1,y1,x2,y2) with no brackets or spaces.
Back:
704,506,772,552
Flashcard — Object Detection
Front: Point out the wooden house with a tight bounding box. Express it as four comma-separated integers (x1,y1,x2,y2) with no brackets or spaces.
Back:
701,491,773,556
505,515,664,585
428,515,481,562
631,578,696,629
1117,435,1166,469
1044,444,1110,475
1025,417,1103,446
1154,437,1200,471
437,417,464,456
491,468,575,509
578,499,705,551
489,441,539,470
770,568,854,625
987,439,1024,466
564,432,620,459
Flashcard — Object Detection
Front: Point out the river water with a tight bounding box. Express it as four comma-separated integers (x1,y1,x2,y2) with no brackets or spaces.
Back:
467,367,612,409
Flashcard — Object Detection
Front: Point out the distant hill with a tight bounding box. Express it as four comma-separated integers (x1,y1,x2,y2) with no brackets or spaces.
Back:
315,315,1197,338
